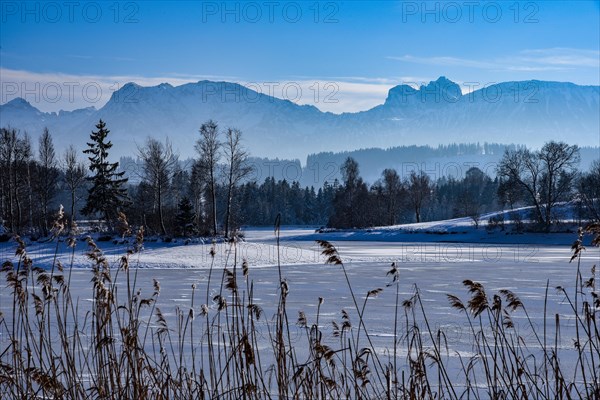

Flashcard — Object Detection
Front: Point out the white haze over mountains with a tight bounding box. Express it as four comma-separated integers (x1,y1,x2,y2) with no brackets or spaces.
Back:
1,76,598,161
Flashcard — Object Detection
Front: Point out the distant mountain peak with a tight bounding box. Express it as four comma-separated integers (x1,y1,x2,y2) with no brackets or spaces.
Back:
384,76,463,106
384,84,418,106
3,97,36,109
419,76,462,101
0,97,43,116
433,75,453,84
122,82,141,89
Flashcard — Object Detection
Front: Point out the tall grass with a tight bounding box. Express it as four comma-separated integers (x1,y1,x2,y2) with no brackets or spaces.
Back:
0,214,599,399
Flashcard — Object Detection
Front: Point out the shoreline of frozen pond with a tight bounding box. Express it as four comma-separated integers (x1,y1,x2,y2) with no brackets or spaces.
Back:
0,226,595,270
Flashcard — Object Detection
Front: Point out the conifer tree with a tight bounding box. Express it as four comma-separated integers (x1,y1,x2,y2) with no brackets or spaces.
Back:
82,120,130,227
175,196,195,236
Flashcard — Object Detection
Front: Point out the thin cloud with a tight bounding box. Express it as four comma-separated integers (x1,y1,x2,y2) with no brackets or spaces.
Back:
277,79,392,113
389,48,600,71
502,66,570,72
164,72,241,81
388,55,495,69
518,48,600,67
288,75,427,85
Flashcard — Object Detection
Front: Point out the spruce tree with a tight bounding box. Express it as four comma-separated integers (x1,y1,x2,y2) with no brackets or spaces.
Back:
83,120,131,227
175,196,196,237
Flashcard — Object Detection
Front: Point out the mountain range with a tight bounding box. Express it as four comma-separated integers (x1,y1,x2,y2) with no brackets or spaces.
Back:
1,77,598,160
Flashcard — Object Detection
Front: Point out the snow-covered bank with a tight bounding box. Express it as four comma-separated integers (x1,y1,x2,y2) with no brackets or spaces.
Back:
282,206,596,246
0,203,596,271
1,225,595,272
285,225,586,246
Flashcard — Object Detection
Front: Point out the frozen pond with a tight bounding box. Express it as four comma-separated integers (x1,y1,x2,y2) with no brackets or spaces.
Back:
2,227,597,340
1,227,598,395
2,226,598,314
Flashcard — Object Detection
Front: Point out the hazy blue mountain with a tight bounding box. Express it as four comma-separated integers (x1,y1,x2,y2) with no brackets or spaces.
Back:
1,77,598,160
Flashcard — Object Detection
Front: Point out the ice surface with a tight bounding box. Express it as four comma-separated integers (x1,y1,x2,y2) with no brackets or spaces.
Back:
1,226,598,393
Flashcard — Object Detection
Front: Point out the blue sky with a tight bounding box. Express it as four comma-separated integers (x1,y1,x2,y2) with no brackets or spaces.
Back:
1,1,599,112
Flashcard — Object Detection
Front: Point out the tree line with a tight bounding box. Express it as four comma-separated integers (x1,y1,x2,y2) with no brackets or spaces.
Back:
1,120,598,238
322,144,599,230
0,119,251,239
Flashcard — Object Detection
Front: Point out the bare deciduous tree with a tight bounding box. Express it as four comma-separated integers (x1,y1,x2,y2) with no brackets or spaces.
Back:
382,168,402,225
222,128,251,238
0,129,18,232
36,128,59,235
63,145,87,231
498,141,579,228
190,160,206,231
406,171,431,223
196,120,220,236
538,141,580,225
138,137,179,236
577,159,600,222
